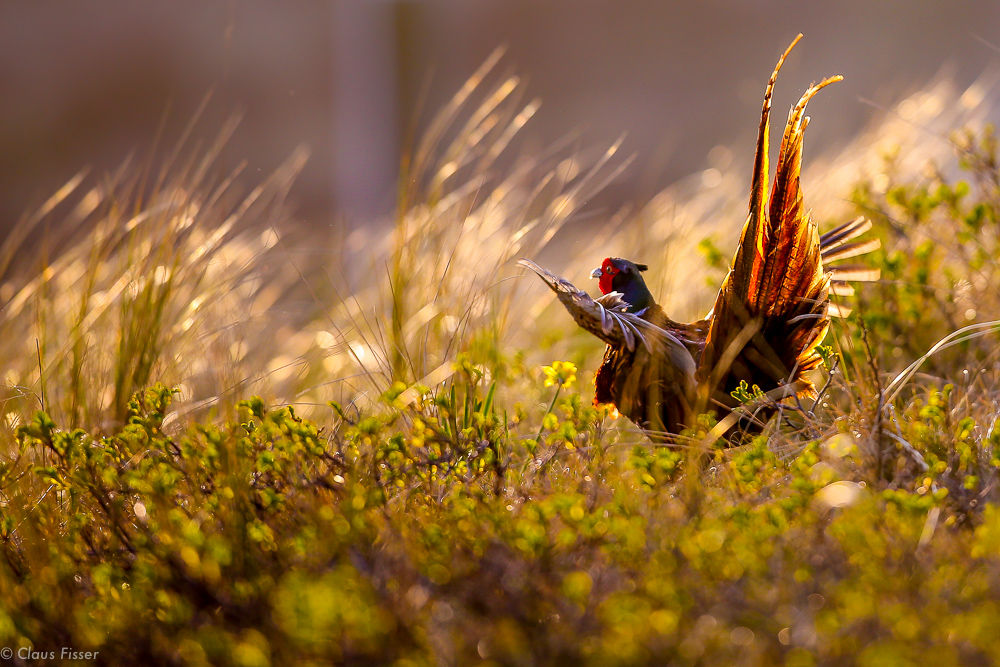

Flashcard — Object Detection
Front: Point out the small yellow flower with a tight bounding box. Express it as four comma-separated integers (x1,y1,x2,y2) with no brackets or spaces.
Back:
542,360,577,388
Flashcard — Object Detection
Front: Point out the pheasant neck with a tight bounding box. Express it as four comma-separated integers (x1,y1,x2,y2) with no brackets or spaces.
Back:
619,280,654,313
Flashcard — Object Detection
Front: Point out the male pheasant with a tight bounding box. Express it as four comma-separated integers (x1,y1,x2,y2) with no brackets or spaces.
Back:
520,36,880,442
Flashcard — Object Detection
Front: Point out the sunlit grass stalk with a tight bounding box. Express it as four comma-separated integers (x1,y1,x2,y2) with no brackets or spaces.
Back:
883,319,1000,404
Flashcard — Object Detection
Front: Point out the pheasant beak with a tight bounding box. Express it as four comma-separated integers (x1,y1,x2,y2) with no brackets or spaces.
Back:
590,267,603,279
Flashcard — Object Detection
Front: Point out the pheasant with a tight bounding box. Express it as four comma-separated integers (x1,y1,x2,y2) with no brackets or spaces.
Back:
520,36,880,442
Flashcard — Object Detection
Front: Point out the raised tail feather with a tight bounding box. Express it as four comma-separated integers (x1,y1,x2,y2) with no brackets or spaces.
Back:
698,35,857,409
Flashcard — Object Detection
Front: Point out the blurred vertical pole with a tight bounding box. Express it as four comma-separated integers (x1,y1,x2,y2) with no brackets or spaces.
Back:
332,1,399,223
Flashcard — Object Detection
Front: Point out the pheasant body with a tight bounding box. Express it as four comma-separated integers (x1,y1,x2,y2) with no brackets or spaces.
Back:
593,306,707,435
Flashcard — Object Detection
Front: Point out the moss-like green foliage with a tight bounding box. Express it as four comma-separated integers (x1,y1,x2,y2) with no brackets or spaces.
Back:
846,126,1000,377
0,367,998,665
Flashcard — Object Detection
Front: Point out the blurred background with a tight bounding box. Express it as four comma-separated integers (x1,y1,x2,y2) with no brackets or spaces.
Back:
1,0,999,232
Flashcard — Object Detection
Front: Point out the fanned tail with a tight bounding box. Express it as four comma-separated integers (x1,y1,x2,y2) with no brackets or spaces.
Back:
699,35,848,410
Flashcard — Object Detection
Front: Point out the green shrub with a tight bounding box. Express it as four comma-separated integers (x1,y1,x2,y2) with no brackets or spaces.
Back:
2,382,999,665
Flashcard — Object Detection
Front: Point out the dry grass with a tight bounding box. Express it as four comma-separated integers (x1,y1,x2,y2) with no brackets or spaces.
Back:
1,54,997,449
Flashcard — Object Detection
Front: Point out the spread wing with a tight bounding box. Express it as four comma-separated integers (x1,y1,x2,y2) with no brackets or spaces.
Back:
697,35,843,409
518,259,696,377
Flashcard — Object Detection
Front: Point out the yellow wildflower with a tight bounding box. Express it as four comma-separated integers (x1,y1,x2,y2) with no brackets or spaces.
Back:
542,360,577,388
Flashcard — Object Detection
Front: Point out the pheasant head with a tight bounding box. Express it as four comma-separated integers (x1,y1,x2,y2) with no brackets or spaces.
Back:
590,258,653,313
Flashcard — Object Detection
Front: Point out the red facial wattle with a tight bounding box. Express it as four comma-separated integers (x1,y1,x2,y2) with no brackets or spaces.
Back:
598,259,617,294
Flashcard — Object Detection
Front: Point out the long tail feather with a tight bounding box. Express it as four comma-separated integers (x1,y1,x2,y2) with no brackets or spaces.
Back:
827,266,882,283
699,36,846,408
823,238,882,264
733,34,802,303
820,216,873,252
829,283,855,297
